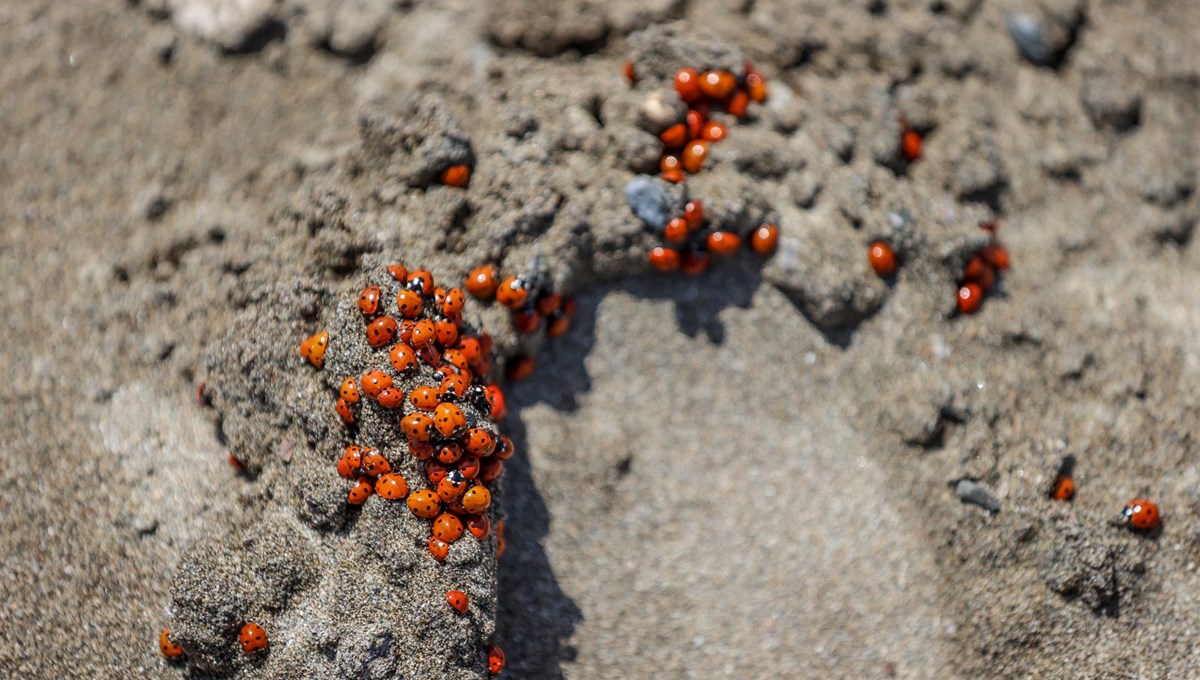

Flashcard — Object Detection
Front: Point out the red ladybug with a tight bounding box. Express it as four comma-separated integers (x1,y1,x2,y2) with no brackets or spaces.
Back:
365,317,398,348
238,622,268,654
348,476,374,505
446,590,469,614
358,285,381,316
389,344,418,375
159,629,184,660
1122,498,1161,530
487,643,506,674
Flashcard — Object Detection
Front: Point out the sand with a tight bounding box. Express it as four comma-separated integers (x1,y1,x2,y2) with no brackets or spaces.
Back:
2,0,1199,678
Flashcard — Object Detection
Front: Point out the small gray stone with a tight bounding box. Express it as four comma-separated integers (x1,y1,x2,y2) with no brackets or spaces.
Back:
625,176,683,231
1005,12,1048,65
955,479,1001,514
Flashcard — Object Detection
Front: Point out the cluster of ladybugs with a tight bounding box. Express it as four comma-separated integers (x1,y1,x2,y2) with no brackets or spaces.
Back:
626,60,768,182
647,198,779,275
163,264,509,674
463,264,576,382
1048,455,1162,531
865,221,1012,316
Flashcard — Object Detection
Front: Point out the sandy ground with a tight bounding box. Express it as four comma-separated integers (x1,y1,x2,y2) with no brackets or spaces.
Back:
2,0,1200,678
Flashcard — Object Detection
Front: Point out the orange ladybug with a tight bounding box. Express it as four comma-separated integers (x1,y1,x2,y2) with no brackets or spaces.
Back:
901,128,922,163
681,140,710,173
487,643,506,674
410,385,440,411
360,371,393,400
437,442,464,465
407,269,436,296
1049,455,1075,501
299,331,329,368
440,374,471,401
361,449,391,476
465,428,496,457
493,435,514,461
336,397,355,424
683,200,704,228
389,343,418,374
495,276,530,310
365,317,398,348
410,319,436,348
505,356,535,381
339,377,360,404
408,441,435,461
660,123,688,149
465,266,498,300
337,445,363,479
428,537,450,561
434,403,467,437
395,289,424,319
238,622,268,654
446,590,469,614
426,460,450,484
433,513,465,543
348,476,374,505
461,485,492,513
664,217,689,245
674,67,702,103
649,247,680,273
375,473,409,500
465,513,490,539
699,70,736,99
868,241,897,276
437,471,468,502
458,456,481,480
750,224,779,256
377,387,405,409
706,231,741,256
358,285,381,316
441,165,471,188
1122,498,1161,531
386,263,408,281
434,318,459,347
401,413,435,442
159,629,184,660
957,283,983,315
479,457,504,483
407,489,442,519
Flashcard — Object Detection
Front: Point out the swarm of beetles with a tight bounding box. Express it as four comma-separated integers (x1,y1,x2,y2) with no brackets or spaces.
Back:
462,264,576,383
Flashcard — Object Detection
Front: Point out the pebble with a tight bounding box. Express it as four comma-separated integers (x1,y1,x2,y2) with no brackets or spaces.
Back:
1005,12,1048,65
955,479,1001,514
625,176,681,231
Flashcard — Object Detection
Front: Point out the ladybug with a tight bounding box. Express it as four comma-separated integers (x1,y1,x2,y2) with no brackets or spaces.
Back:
375,473,409,500
649,246,680,273
441,165,471,188
699,70,736,99
408,441,435,461
725,90,749,117
395,289,424,319
434,318,459,347
674,67,702,103
457,336,483,365
389,343,418,374
410,319,436,348
513,307,541,335
750,224,779,256
159,629,184,660
547,310,570,338
445,590,469,614
358,285,381,316
433,513,465,543
406,269,436,296
440,374,471,401
686,108,705,142
443,348,472,374
410,385,440,411
437,442,464,465
386,263,408,281
465,266,498,300
457,456,481,480
238,622,268,654
505,356,535,381
361,449,391,476
622,59,637,85
479,457,504,483
701,120,728,143
428,537,450,561
398,319,416,344
407,489,442,519
745,69,768,103
706,231,741,256
494,435,515,461
437,470,468,502
1050,475,1075,501
417,344,442,367
981,243,1011,271
348,476,374,505
957,283,984,315
434,403,467,437
299,331,329,368
486,384,506,420
461,484,492,513
495,276,530,310
682,138,711,174
464,429,496,457
680,248,711,276
426,460,450,484
1122,498,1161,531
465,513,490,539
335,397,355,424
660,123,688,149
963,255,996,292
664,217,689,245
336,445,363,479
683,200,704,229
360,371,393,400
487,643,506,674
661,154,682,175
868,241,897,277
401,413,435,442
377,387,405,409
339,377,360,404
901,128,922,163
365,316,398,349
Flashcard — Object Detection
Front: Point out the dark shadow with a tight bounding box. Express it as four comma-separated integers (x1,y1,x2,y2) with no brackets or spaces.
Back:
496,413,582,679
